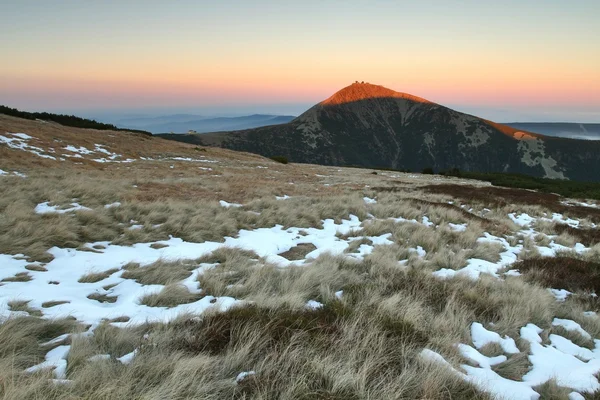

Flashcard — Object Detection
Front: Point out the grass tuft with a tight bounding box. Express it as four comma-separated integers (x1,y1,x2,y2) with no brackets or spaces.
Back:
41,300,70,308
8,300,43,317
2,272,32,282
87,293,118,303
78,268,120,283
139,285,203,308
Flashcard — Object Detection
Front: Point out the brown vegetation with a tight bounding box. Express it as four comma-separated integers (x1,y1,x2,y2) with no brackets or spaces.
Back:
517,256,600,292
1,113,599,399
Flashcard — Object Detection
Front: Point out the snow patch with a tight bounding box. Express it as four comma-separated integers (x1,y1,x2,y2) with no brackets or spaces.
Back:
449,223,468,232
363,196,377,204
549,288,571,302
219,200,242,208
0,132,56,160
35,202,91,214
117,349,138,364
25,345,70,379
235,371,256,383
426,320,600,399
552,318,592,340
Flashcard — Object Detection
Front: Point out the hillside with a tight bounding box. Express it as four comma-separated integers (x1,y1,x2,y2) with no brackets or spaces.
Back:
161,83,600,182
0,105,151,136
2,112,600,399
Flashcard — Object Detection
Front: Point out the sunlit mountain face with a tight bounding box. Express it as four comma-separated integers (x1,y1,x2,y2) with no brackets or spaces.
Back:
320,82,433,106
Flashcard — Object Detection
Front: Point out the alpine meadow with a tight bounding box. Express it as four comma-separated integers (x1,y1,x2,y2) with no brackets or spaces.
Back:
2,1,600,399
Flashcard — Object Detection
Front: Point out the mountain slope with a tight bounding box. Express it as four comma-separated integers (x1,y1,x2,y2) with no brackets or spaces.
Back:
0,105,151,135
164,83,600,181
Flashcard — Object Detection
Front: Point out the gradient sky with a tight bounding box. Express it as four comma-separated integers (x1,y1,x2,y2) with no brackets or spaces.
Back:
1,0,599,121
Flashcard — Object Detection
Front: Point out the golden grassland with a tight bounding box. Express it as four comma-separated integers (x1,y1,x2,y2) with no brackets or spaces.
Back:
1,114,600,399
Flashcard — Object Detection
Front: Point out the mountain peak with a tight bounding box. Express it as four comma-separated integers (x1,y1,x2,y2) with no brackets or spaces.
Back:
320,82,434,106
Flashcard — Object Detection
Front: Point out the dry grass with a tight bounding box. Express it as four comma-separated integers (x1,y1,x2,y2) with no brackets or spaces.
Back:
86,293,118,304
517,256,600,293
0,251,587,399
1,114,599,398
467,241,504,263
555,223,600,247
0,316,78,375
0,250,564,397
139,285,203,307
1,272,32,282
24,264,47,272
491,352,531,381
279,243,317,260
551,325,595,349
7,300,43,317
41,300,70,308
121,259,196,285
78,268,120,283
423,183,600,223
532,379,572,399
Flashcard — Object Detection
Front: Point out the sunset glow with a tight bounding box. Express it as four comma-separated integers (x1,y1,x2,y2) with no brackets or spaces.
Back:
1,0,599,120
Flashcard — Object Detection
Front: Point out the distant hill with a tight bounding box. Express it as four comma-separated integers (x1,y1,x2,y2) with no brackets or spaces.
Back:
505,122,600,140
117,114,207,127
159,82,600,182
0,105,151,136
116,113,295,134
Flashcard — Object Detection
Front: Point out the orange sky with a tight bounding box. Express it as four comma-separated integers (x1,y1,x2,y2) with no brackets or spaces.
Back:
1,1,599,120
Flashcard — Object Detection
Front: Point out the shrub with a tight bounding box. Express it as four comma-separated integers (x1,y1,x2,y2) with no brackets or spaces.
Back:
422,167,434,175
447,168,461,177
270,156,288,164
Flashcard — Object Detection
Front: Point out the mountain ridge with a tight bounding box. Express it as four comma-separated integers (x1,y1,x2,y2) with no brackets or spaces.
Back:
157,82,600,182
116,113,295,134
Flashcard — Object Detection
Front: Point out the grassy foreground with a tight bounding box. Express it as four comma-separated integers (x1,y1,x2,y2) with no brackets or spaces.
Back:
1,114,600,399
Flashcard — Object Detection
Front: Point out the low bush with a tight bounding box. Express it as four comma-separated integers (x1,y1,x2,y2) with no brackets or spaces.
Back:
270,155,288,164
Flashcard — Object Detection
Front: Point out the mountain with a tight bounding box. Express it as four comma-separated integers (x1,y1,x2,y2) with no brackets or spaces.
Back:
115,113,295,134
504,122,600,140
117,114,206,127
159,82,600,182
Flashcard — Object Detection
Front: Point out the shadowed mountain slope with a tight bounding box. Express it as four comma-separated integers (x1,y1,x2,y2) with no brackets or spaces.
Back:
159,83,600,181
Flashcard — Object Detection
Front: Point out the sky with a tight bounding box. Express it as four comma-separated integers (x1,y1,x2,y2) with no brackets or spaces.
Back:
1,0,599,122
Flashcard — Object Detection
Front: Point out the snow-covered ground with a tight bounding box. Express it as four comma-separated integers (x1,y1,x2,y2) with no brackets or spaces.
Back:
0,214,379,325
34,201,91,214
1,189,599,397
0,132,138,163
0,168,26,178
1,132,221,164
2,206,591,325
423,320,600,399
0,132,56,160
